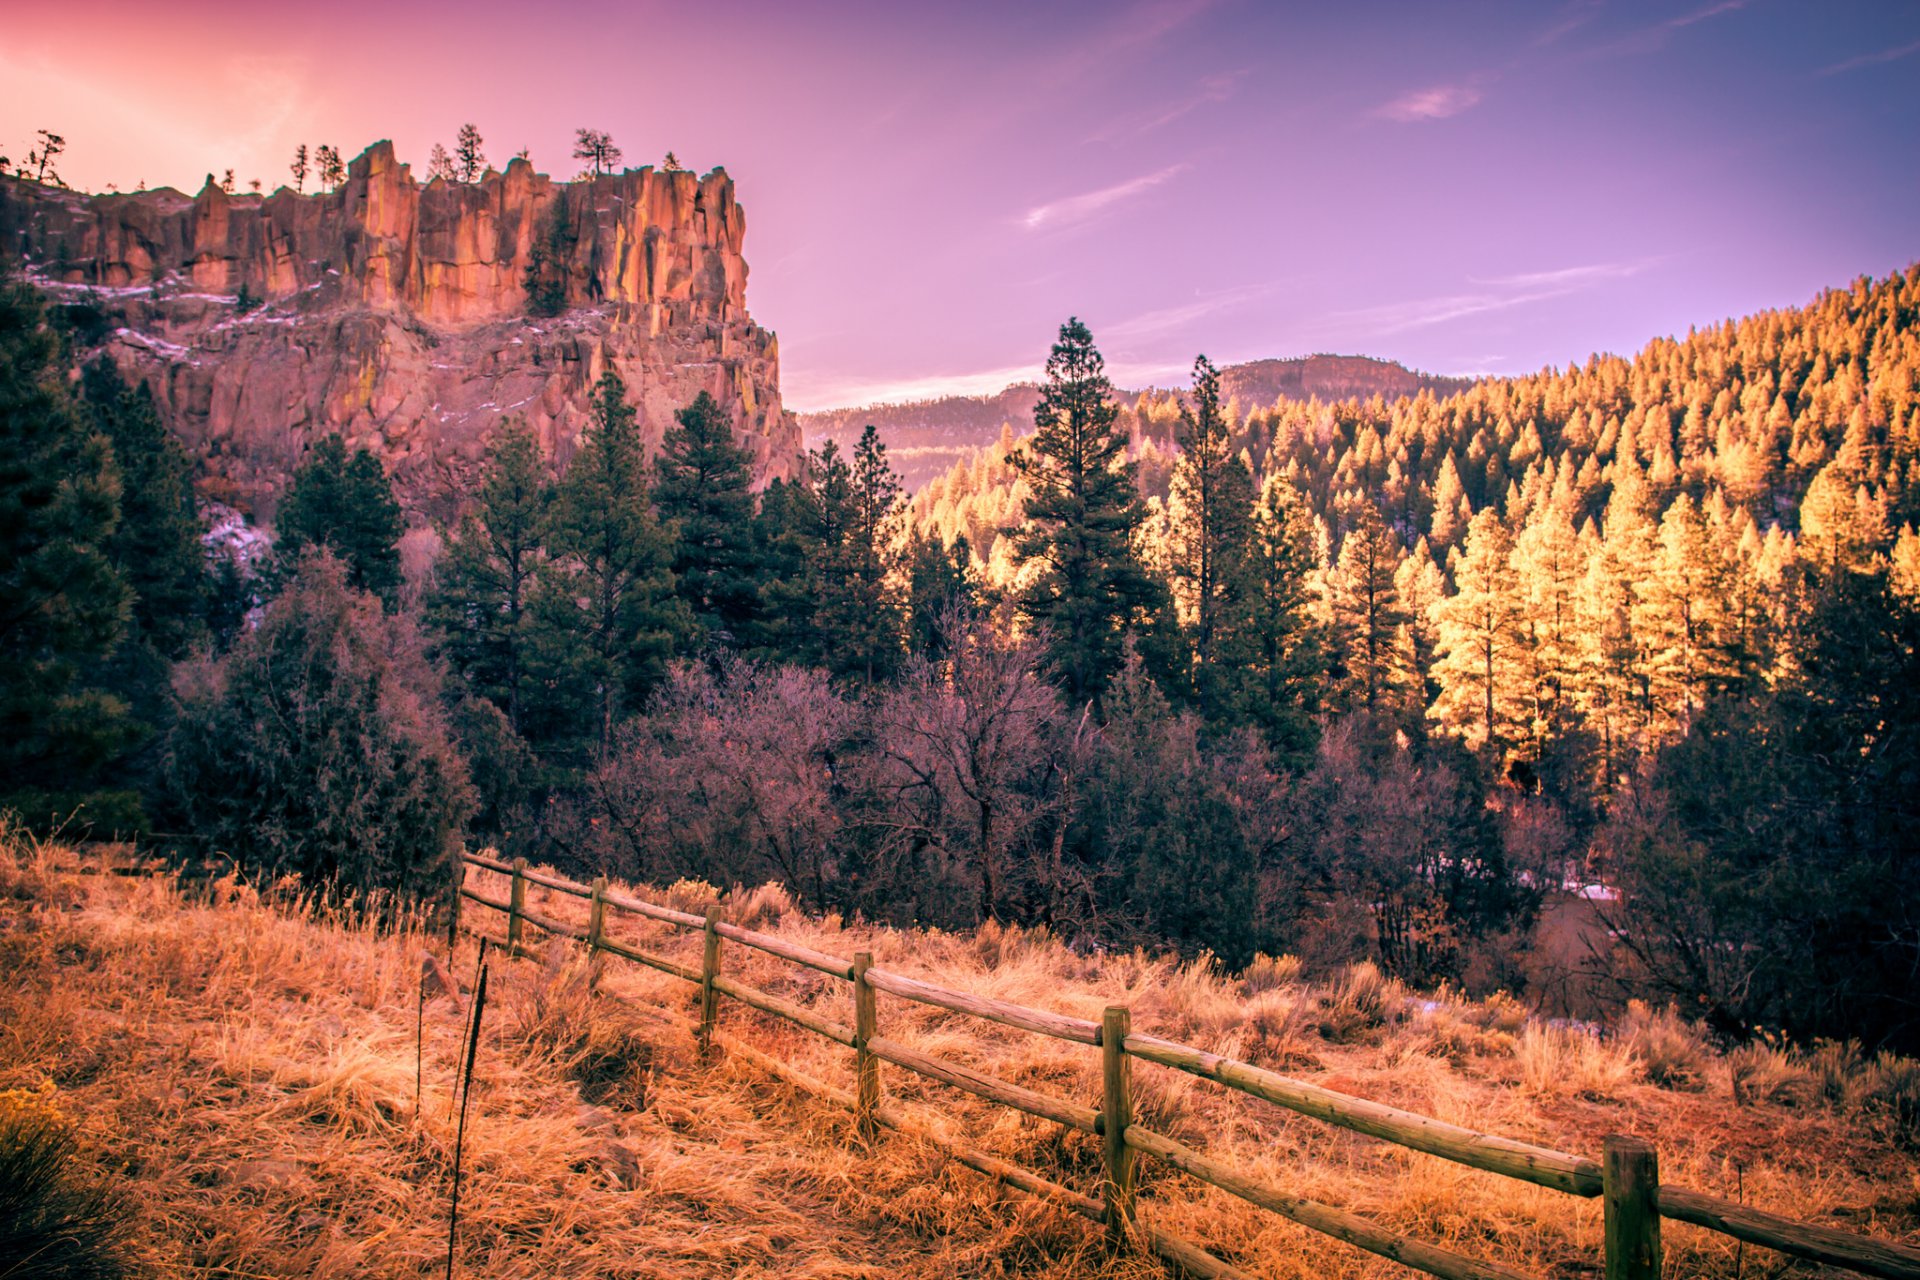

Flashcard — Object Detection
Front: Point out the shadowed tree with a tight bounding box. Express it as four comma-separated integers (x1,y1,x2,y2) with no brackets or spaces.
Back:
528,371,680,757
429,418,547,733
655,391,760,649
1009,318,1164,703
274,433,404,608
0,277,135,802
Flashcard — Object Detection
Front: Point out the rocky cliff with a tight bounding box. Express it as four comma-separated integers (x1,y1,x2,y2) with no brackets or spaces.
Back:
0,142,800,517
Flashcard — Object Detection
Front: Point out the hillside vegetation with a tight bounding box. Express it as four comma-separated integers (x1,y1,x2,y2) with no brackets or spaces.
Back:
4,830,1918,1279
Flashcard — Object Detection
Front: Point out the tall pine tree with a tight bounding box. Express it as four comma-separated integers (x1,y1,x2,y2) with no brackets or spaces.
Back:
429,417,547,734
655,390,760,648
1010,318,1164,702
529,371,679,757
0,278,137,804
275,433,404,607
1169,354,1258,718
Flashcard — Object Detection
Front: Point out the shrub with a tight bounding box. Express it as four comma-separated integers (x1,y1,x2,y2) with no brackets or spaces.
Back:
0,1083,136,1279
1516,1023,1639,1099
162,552,471,902
1623,1000,1711,1091
1316,961,1406,1044
1238,952,1303,998
1862,1051,1920,1149
1806,1039,1866,1107
1728,1040,1811,1108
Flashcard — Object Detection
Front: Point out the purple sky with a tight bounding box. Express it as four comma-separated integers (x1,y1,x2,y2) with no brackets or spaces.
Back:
5,0,1917,409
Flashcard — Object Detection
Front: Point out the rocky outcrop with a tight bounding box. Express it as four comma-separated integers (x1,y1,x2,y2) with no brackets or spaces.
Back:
0,143,799,517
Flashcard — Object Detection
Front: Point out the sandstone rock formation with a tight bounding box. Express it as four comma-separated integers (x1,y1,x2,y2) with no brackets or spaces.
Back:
0,143,800,518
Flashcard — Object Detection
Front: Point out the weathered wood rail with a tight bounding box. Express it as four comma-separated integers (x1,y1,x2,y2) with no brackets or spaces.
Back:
453,852,1920,1280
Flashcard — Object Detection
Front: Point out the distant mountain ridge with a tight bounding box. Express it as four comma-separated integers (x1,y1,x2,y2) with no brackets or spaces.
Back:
799,353,1469,489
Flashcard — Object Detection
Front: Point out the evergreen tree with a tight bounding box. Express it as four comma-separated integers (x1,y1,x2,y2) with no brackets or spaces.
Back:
1009,318,1163,702
315,144,345,190
828,425,906,681
80,361,205,657
1243,472,1325,764
274,433,404,607
1327,502,1412,717
906,531,976,658
654,390,760,648
165,551,471,899
529,370,679,756
429,418,547,733
454,123,486,182
0,277,136,803
1428,508,1527,762
749,475,816,660
753,434,905,679
1169,354,1258,717
1509,484,1586,764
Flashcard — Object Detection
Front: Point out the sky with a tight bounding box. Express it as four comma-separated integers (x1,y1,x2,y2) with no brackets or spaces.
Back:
4,0,1918,410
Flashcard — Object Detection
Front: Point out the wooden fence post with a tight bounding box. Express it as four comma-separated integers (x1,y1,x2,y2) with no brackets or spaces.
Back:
586,876,608,990
1101,1006,1137,1249
698,904,723,1058
507,857,527,955
1604,1135,1662,1280
853,950,879,1138
447,849,464,947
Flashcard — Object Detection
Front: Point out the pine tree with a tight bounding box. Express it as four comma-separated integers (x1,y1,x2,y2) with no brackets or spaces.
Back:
454,123,486,182
428,144,456,182
275,434,404,607
1395,536,1447,708
1327,502,1412,716
429,418,547,734
829,425,907,681
1169,354,1257,715
1428,508,1527,761
1243,472,1324,764
80,361,205,657
315,144,345,190
654,390,760,648
1509,484,1586,762
529,370,679,756
290,143,308,194
1010,318,1163,702
0,277,137,799
906,531,976,658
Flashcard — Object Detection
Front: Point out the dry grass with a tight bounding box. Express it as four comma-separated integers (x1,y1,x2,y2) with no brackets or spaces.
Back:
4,832,1918,1280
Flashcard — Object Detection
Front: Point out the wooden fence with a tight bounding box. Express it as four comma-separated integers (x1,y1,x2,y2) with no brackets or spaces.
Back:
453,852,1920,1280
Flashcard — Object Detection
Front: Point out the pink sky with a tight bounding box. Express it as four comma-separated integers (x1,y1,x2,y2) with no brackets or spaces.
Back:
5,0,1917,409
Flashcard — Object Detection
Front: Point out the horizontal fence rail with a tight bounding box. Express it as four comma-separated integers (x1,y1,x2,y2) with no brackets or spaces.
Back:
454,852,1920,1280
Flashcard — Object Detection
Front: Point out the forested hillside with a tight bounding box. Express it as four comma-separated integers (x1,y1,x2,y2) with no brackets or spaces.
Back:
8,254,1919,1055
801,354,1466,489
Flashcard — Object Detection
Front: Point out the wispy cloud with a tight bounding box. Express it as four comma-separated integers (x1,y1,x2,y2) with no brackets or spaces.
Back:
1100,283,1276,343
1333,260,1652,337
1086,69,1245,143
1020,163,1186,231
1530,0,1603,48
1373,82,1484,123
1469,260,1656,290
1817,38,1920,76
1581,0,1751,58
1334,291,1553,335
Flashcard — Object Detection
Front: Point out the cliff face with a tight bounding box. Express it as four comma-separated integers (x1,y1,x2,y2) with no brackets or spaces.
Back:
0,142,800,517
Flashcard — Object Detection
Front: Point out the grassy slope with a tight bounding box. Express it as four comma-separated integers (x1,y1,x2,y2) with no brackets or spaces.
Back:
3,839,1916,1279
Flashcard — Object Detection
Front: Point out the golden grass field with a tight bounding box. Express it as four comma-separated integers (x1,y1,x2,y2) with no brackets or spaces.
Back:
3,828,1917,1280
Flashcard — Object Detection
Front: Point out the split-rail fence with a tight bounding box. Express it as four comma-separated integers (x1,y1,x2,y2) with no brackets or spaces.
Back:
453,851,1920,1280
